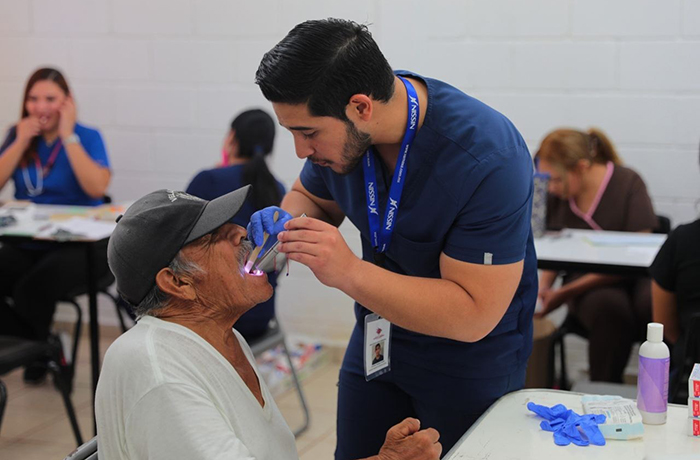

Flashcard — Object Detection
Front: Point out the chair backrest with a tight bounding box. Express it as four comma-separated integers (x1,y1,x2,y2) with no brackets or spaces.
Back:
248,319,284,357
64,436,97,460
654,214,672,234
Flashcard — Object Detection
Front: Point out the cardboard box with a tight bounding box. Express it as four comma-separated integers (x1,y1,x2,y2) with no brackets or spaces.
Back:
690,363,700,398
688,417,700,437
689,398,700,418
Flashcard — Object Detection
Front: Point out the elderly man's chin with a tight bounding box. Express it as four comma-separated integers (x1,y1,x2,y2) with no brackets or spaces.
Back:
242,270,274,303
257,281,274,303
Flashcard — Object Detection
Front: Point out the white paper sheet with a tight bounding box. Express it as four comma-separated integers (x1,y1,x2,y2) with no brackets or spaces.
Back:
584,233,666,247
35,217,116,240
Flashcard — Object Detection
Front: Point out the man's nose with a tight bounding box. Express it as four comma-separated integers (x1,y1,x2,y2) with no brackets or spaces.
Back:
294,137,314,159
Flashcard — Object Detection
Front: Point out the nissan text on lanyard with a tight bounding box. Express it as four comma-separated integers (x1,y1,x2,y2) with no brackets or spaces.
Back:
361,76,419,381
22,140,63,197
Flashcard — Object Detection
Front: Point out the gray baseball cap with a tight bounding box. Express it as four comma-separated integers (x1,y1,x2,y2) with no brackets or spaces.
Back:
107,186,252,306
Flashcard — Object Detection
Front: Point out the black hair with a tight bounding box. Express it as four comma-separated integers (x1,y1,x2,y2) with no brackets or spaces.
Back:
231,109,282,210
255,18,395,121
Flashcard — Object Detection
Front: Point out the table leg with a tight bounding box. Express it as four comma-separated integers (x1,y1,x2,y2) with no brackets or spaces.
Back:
86,242,100,435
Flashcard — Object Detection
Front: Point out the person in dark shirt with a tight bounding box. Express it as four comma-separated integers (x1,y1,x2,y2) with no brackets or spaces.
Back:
536,127,657,383
186,109,285,340
649,147,700,401
251,19,536,458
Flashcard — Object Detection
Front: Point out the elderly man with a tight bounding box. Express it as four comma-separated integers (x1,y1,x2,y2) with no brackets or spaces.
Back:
96,186,441,460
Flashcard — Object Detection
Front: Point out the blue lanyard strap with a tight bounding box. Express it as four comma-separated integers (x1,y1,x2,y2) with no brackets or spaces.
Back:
363,76,419,257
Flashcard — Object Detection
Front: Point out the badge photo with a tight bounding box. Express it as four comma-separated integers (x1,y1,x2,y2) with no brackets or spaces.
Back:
364,314,391,381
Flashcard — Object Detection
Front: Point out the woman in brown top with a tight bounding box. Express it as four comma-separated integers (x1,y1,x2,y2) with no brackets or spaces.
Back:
535,128,658,383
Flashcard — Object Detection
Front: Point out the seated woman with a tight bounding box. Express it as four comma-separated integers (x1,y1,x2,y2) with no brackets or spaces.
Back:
186,109,285,340
97,187,441,460
649,148,700,402
0,68,112,382
536,128,657,383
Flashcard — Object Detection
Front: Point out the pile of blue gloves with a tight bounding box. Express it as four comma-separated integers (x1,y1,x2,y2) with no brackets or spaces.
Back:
527,402,607,446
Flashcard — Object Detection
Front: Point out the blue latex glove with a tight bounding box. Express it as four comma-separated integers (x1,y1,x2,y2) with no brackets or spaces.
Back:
247,206,293,247
578,414,606,446
527,402,606,447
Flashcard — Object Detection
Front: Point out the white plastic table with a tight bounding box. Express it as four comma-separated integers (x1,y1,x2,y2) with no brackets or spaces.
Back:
445,389,698,459
535,229,666,275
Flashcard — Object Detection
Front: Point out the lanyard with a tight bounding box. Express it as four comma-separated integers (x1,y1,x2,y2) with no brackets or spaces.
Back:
362,76,419,265
21,140,62,197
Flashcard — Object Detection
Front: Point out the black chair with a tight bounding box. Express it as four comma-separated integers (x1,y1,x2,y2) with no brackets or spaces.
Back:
61,270,134,336
249,318,310,437
54,300,83,391
0,276,127,394
654,215,672,235
64,435,97,460
63,193,136,334
51,271,134,393
547,214,673,389
0,335,83,446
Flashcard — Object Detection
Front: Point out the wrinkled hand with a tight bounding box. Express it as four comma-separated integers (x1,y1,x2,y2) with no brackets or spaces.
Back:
377,418,442,460
246,206,293,247
16,116,41,145
534,288,568,318
277,216,361,290
58,96,77,140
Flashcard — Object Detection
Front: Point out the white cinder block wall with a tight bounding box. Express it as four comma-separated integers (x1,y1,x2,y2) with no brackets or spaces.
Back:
0,0,698,343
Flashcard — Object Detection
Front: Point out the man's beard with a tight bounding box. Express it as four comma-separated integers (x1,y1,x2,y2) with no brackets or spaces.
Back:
338,121,372,175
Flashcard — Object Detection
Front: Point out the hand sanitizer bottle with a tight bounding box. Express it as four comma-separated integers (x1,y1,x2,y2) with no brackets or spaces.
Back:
637,322,670,424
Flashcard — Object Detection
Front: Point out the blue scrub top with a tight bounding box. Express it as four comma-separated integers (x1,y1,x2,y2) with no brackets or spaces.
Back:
0,123,110,206
186,165,286,229
300,70,538,378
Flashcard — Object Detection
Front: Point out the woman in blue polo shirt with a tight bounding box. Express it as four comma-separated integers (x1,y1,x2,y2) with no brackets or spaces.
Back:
185,109,286,340
0,67,111,382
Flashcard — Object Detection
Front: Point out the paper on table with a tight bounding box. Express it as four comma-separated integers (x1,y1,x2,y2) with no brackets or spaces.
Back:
625,246,662,260
584,233,665,247
35,217,116,240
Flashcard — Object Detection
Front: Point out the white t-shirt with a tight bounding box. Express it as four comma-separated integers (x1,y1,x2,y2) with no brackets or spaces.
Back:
96,315,298,460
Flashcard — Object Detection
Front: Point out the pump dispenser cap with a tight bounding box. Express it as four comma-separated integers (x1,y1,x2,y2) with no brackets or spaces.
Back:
647,322,664,343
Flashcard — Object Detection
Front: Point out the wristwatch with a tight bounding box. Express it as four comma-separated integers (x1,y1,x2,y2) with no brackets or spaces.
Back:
63,133,80,145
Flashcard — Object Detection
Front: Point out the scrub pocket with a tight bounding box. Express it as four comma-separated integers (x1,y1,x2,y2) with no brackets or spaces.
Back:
388,232,443,277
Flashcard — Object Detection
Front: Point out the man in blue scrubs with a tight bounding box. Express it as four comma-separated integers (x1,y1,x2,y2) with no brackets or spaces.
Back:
251,19,537,459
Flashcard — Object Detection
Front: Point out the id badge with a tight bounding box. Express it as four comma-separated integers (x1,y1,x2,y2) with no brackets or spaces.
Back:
364,313,391,381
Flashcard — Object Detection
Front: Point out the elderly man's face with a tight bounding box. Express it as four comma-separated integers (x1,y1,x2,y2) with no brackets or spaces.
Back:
181,223,273,311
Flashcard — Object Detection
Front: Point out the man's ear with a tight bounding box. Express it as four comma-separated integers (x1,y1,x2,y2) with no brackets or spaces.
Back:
346,94,373,123
155,267,197,301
